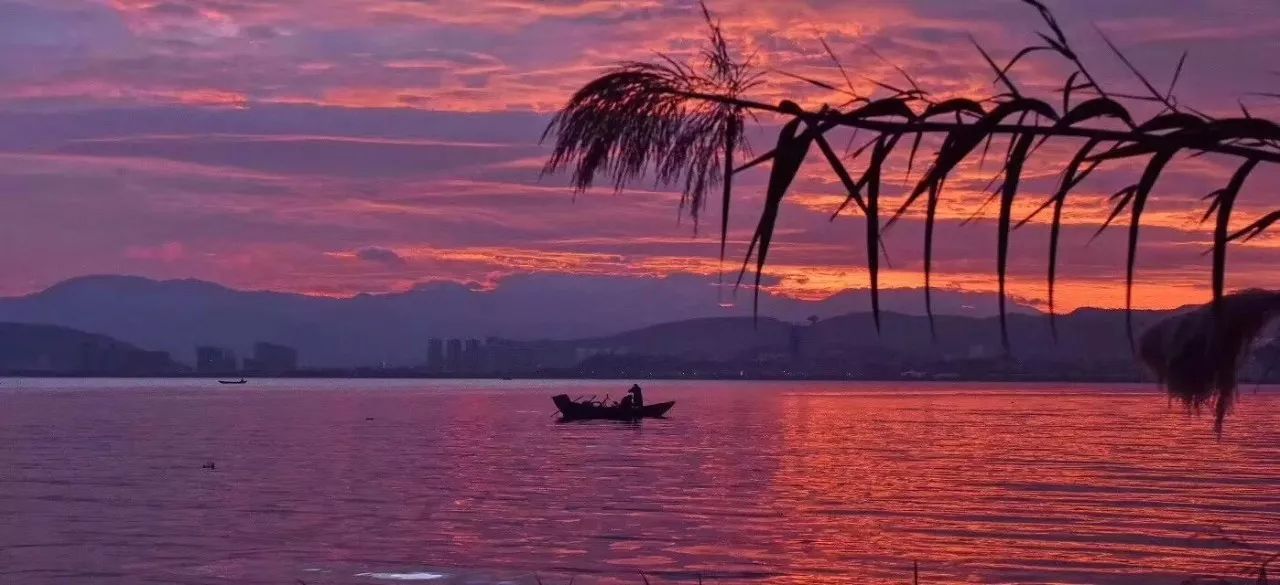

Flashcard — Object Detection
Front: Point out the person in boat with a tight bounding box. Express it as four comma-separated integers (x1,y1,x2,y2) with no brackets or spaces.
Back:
627,384,644,408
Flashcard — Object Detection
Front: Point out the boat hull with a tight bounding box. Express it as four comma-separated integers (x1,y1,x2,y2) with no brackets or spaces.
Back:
552,394,674,421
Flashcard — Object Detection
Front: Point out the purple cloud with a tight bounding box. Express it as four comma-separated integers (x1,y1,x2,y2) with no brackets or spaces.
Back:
354,246,408,266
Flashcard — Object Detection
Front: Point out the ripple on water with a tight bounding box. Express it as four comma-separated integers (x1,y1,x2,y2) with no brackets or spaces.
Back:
0,379,1277,585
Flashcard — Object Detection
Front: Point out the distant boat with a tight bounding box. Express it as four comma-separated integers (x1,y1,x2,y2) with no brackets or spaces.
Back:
218,378,247,385
552,394,674,421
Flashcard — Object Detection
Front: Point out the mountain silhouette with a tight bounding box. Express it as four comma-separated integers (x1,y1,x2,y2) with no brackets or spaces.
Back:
0,274,1040,367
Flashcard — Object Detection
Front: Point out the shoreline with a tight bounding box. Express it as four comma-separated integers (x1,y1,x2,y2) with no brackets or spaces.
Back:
0,373,1215,384
0,372,1158,383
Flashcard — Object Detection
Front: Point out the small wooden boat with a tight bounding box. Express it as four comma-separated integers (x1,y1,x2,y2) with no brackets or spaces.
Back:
218,378,247,385
552,394,674,421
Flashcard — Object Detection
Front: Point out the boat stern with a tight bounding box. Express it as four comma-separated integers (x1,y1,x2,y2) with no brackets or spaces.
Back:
551,394,575,414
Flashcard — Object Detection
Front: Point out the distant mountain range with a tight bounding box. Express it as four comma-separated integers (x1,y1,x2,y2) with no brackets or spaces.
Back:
0,274,1043,367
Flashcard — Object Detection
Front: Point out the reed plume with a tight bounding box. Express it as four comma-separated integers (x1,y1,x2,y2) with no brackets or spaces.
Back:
1139,290,1280,431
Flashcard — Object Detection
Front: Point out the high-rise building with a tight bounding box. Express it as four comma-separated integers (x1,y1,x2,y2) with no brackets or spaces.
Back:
195,346,237,374
427,338,444,372
125,350,174,374
244,342,298,374
463,338,483,372
446,338,463,373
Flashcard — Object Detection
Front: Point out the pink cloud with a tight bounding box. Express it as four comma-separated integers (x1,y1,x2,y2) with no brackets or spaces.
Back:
0,0,1278,312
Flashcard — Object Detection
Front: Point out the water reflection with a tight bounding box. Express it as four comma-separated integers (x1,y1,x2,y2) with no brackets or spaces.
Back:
0,380,1276,584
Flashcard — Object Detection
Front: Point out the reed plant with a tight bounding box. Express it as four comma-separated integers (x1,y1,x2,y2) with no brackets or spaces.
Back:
542,1,1280,427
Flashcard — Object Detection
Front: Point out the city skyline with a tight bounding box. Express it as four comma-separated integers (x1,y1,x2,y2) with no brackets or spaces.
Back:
0,308,1235,382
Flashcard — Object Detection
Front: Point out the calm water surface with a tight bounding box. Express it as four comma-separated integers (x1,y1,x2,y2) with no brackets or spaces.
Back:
1,379,1278,585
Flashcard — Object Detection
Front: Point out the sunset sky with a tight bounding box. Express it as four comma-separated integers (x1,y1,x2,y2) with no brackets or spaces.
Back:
2,0,1280,311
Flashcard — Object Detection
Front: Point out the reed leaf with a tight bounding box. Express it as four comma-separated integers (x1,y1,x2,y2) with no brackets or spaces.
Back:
921,98,986,120
887,127,985,227
813,129,867,215
818,37,861,100
1057,97,1134,129
864,43,926,98
1050,140,1101,336
1060,70,1083,113
1228,210,1280,242
719,114,739,266
904,131,924,184
1211,159,1261,312
1122,149,1177,346
1098,28,1182,114
972,36,1021,97
864,136,896,331
996,134,1036,350
841,97,918,121
1199,189,1226,225
978,131,996,171
923,178,944,339
889,99,1058,228
736,117,812,318
1091,184,1137,241
774,69,845,93
1001,46,1053,78
1167,51,1188,102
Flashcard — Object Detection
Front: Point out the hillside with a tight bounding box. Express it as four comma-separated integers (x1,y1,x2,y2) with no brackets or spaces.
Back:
577,309,1172,363
0,322,182,375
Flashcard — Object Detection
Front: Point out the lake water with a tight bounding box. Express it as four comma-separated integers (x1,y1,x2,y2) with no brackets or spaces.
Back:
1,379,1278,585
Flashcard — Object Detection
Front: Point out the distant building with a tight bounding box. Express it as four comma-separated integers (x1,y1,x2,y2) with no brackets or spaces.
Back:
427,338,445,372
486,338,525,373
196,346,237,374
123,349,174,374
446,338,463,373
574,346,625,362
243,341,298,374
463,338,483,372
483,337,578,373
74,341,173,374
